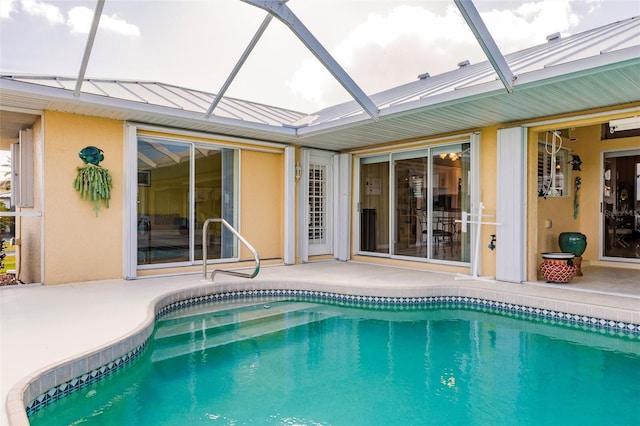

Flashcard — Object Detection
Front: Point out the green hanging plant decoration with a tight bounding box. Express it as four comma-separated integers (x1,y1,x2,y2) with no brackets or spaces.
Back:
73,146,112,216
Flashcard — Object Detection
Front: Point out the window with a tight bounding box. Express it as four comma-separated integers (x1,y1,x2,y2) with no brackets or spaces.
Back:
538,133,570,198
308,164,327,243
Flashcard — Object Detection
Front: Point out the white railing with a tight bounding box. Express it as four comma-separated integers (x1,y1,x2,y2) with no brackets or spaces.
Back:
202,218,260,282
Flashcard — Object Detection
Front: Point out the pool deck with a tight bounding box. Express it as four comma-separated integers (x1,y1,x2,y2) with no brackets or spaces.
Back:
1,261,639,425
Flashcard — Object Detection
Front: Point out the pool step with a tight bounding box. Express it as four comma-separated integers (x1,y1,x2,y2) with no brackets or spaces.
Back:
159,298,286,322
151,305,336,363
154,301,318,340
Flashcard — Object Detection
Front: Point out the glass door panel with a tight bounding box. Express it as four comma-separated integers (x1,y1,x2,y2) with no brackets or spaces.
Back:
603,151,640,259
194,147,222,261
393,151,428,257
430,144,470,261
306,151,333,256
137,138,191,265
360,157,389,254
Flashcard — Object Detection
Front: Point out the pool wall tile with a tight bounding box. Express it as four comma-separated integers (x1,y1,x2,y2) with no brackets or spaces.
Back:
54,362,72,386
86,351,102,372
37,370,56,398
71,358,88,380
24,379,36,405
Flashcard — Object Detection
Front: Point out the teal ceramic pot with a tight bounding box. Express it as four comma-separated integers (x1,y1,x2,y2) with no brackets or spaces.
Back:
558,232,587,256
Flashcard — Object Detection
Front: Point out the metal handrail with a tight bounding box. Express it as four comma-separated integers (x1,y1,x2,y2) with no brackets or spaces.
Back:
202,218,260,282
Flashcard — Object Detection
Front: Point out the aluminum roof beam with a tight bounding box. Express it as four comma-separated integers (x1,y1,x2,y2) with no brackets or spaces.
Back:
74,0,105,97
242,0,379,121
454,0,515,93
206,14,274,118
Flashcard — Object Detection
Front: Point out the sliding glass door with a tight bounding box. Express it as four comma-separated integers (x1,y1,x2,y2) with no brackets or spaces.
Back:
137,135,237,266
358,142,472,263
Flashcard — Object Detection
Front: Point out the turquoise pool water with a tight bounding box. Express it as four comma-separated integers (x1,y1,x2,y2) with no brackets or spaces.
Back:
29,298,640,425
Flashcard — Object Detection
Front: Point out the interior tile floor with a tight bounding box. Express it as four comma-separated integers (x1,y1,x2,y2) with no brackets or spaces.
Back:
1,261,638,424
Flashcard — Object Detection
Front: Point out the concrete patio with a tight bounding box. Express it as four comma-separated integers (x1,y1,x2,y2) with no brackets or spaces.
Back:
1,261,638,425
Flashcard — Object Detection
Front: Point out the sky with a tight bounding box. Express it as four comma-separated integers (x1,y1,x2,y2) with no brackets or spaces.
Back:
1,0,639,114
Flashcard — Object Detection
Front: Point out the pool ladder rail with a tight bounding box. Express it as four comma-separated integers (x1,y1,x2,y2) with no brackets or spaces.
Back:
202,218,260,282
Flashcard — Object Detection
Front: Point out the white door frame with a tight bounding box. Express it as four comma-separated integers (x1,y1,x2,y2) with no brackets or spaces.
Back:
298,149,336,262
334,153,351,261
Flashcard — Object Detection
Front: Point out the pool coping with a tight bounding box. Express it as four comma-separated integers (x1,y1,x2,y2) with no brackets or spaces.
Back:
7,279,639,425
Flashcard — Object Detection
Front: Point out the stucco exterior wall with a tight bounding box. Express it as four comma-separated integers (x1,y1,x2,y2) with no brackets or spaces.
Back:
478,126,498,278
42,111,123,284
240,150,284,261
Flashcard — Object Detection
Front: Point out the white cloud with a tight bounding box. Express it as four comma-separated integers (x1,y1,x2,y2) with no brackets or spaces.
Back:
584,0,603,14
101,13,140,37
67,6,140,36
0,0,18,19
7,1,138,36
287,1,589,109
288,5,473,108
484,0,579,43
20,0,63,24
66,7,93,34
287,61,330,107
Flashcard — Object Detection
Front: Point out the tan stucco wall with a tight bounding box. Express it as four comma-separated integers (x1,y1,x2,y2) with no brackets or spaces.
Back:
42,111,124,284
240,150,284,260
478,126,498,278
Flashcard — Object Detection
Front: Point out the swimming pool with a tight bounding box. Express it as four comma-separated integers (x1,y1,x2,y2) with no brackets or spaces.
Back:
28,296,640,425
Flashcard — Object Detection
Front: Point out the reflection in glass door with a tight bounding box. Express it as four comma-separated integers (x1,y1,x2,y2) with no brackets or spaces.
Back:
430,144,471,262
393,150,428,256
360,156,389,254
137,136,237,266
603,150,640,260
137,138,191,265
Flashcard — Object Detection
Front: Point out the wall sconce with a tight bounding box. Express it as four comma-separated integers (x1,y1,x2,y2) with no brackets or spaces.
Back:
295,162,302,181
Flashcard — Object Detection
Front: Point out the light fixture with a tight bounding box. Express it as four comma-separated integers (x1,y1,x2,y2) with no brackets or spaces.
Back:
609,116,640,133
295,162,302,181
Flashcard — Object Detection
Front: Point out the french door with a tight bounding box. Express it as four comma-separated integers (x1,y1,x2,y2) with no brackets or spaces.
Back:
602,149,640,261
306,151,333,256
